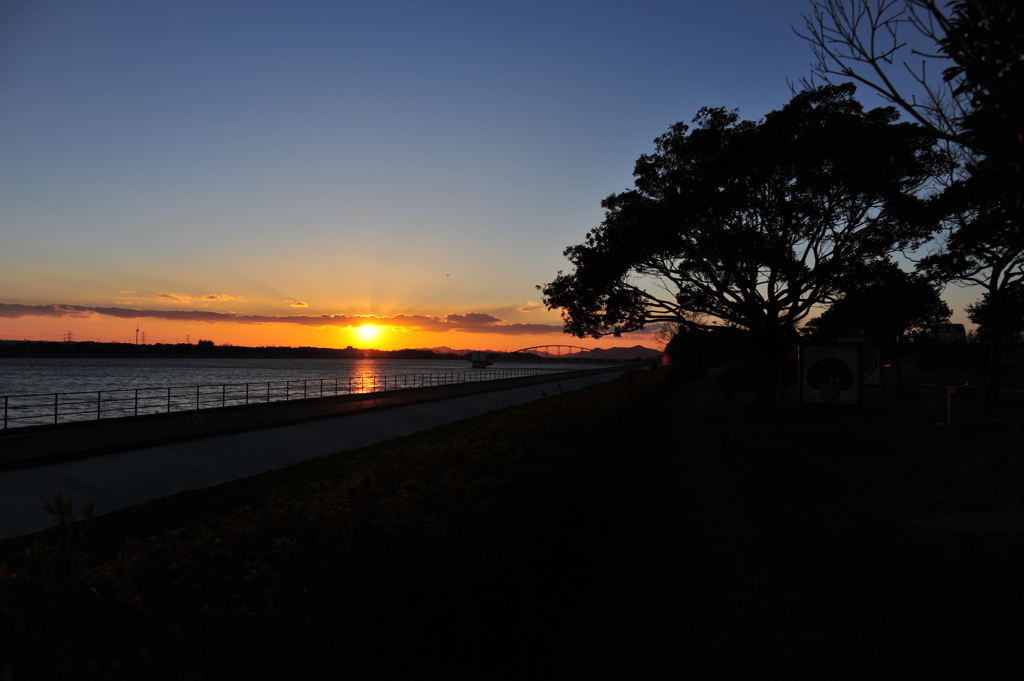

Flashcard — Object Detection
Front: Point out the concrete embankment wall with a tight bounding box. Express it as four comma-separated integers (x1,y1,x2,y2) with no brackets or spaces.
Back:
0,366,628,469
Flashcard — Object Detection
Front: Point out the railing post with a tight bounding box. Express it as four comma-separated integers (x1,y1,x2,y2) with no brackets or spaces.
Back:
97,391,102,420
167,387,171,412
286,382,290,401
267,382,270,403
335,377,338,395
222,384,226,408
196,385,200,410
135,389,139,417
246,383,249,405
54,393,58,424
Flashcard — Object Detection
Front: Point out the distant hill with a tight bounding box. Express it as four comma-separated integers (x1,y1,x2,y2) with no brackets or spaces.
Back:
555,345,662,360
426,345,662,360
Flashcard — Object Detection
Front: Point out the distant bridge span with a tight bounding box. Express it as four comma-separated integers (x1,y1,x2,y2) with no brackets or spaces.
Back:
483,345,629,365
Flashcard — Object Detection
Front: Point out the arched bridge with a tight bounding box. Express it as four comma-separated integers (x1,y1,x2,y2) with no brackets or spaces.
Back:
467,345,630,367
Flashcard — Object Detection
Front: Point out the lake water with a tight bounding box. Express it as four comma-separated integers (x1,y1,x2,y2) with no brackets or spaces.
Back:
0,357,600,428
0,357,588,397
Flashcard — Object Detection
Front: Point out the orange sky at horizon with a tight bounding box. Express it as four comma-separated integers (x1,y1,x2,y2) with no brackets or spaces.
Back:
0,309,663,352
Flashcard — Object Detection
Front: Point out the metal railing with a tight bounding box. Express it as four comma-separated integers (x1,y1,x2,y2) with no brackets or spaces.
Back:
1,366,579,430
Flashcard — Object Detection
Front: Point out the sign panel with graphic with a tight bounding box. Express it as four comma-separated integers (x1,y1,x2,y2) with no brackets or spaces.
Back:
799,345,862,405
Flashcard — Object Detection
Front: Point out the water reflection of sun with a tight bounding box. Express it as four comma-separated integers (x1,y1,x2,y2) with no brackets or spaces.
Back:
356,325,380,343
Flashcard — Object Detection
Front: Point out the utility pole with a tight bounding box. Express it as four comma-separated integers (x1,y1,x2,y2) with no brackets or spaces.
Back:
135,324,139,345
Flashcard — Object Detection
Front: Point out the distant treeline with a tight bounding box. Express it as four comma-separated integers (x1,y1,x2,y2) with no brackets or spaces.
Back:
0,341,463,361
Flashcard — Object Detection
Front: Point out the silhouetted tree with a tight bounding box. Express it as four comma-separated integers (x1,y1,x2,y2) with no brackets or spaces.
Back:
540,85,943,411
965,283,1024,345
925,0,1024,402
806,261,951,339
804,260,951,388
799,1,965,140
799,0,1024,403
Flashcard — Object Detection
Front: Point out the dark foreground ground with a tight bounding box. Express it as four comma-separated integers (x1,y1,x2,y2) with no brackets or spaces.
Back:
2,369,1022,678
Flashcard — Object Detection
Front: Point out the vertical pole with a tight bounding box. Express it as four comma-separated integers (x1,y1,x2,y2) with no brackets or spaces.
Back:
54,394,58,424
196,386,200,411
222,384,226,408
168,387,171,413
97,391,101,420
3,396,7,430
246,383,249,405
135,389,138,417
267,382,270,403
286,382,290,401
303,380,307,399
335,377,338,395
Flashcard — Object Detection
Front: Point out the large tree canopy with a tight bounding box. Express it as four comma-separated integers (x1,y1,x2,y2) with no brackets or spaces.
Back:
919,0,1024,402
803,260,952,341
800,1,1024,404
966,282,1024,345
541,85,943,346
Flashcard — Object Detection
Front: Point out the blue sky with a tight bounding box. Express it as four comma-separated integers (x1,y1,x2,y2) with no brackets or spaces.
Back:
0,0,972,348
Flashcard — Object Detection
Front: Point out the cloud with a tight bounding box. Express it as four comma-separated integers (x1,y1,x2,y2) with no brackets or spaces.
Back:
288,301,308,308
452,322,565,336
0,302,567,336
443,313,501,326
514,300,544,313
154,293,192,303
202,294,241,302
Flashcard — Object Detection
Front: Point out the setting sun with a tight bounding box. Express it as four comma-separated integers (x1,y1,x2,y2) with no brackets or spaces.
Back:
356,325,381,343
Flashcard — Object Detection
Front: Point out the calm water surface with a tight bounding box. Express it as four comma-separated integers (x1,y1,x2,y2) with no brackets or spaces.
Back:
0,357,582,397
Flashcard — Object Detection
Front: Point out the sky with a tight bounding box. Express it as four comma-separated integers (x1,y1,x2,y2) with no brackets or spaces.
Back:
0,0,978,351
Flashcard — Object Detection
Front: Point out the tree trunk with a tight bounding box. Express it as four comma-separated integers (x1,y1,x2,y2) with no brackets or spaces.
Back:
752,330,782,416
888,336,905,393
986,334,1002,406
985,296,1002,405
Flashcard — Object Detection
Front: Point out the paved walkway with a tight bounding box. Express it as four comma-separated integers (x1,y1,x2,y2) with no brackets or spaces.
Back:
0,370,626,541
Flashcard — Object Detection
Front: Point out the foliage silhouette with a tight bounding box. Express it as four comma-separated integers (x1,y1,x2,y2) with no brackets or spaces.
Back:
799,0,1024,403
805,260,951,389
805,260,951,342
965,282,1024,345
541,84,943,409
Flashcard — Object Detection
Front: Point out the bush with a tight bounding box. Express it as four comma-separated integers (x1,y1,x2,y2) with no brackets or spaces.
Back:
915,343,990,371
664,326,754,380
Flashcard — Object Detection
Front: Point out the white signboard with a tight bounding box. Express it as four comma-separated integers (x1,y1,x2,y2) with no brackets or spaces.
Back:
800,345,862,405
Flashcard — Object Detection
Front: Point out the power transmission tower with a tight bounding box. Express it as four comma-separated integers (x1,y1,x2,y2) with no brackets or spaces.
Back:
64,331,73,342
141,331,146,345
186,334,190,344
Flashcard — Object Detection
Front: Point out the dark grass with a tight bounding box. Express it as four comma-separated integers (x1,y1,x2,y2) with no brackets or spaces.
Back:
2,369,1023,678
